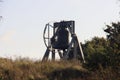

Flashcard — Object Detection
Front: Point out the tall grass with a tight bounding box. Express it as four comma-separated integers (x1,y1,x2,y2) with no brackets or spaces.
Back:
0,58,119,80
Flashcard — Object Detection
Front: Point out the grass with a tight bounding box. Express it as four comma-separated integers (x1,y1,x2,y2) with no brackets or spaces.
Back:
0,57,119,80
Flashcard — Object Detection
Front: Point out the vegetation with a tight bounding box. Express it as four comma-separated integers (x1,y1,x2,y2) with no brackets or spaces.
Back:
82,37,109,70
104,22,120,68
0,58,86,80
0,58,119,80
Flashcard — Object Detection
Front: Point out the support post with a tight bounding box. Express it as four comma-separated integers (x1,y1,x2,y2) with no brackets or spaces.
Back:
42,48,50,61
52,49,55,61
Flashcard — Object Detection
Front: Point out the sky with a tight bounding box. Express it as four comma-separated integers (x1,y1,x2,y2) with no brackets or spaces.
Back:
0,0,120,60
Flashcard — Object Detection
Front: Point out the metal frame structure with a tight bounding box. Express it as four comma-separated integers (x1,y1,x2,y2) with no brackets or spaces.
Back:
42,21,85,63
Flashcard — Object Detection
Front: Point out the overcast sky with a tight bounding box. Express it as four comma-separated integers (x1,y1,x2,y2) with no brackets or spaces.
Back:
0,0,120,60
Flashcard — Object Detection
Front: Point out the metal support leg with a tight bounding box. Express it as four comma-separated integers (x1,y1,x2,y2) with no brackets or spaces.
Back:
76,36,85,63
58,50,63,59
42,48,50,61
52,50,55,61
73,40,78,59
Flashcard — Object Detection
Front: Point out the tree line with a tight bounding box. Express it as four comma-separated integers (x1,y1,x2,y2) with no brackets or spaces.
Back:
82,22,120,70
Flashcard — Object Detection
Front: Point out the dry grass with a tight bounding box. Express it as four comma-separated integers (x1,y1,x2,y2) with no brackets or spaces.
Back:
0,58,119,80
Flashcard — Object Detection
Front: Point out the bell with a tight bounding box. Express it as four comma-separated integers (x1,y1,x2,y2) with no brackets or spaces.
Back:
53,27,69,49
